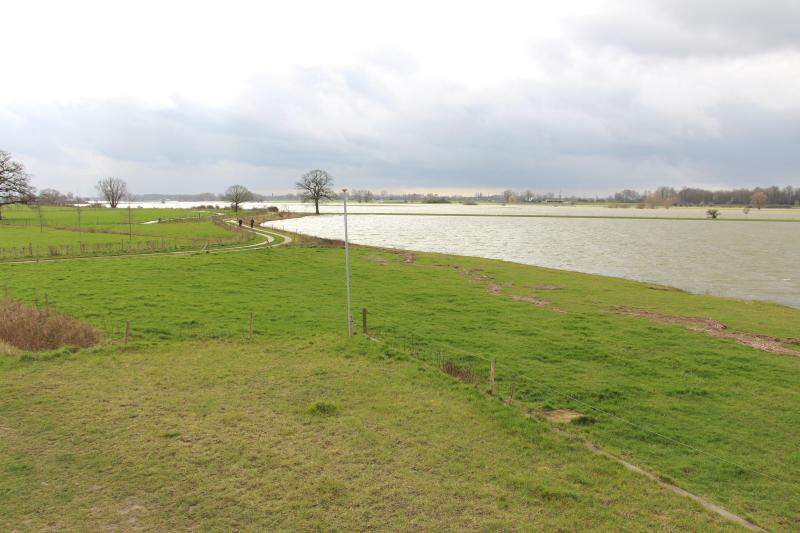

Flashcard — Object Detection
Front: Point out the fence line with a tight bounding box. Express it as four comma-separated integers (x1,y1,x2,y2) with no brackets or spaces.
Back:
368,316,799,493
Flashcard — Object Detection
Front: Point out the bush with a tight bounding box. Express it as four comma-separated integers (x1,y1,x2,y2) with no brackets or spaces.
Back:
0,297,100,351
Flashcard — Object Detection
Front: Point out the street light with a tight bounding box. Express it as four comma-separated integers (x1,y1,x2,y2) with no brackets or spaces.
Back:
342,188,353,336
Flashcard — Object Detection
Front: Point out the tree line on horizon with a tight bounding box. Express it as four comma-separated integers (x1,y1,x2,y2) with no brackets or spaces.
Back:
3,150,799,216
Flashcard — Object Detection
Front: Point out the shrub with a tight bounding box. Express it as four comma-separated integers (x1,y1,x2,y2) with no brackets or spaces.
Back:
0,298,100,351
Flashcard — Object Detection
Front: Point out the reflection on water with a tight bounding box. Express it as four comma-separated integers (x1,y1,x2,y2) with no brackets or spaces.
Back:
266,214,800,308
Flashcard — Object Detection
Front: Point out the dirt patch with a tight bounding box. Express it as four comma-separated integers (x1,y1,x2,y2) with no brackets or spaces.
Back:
526,284,563,290
0,297,100,351
440,360,482,384
510,295,550,307
400,252,417,264
615,307,727,332
541,409,583,424
367,255,388,265
614,307,800,357
785,338,800,346
119,497,145,515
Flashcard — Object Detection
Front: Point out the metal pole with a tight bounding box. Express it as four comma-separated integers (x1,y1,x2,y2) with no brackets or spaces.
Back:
343,188,353,336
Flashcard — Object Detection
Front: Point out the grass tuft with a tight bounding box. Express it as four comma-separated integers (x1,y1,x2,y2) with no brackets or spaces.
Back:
306,400,339,417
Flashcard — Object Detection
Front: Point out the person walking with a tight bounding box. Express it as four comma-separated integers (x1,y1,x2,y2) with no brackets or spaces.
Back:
249,218,255,229
238,218,243,227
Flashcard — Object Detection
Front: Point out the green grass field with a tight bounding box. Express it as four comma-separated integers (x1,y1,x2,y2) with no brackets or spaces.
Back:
1,220,799,530
0,206,259,260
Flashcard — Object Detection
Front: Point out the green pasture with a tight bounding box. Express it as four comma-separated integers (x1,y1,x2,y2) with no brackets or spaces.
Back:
0,338,735,531
1,236,799,529
0,206,259,259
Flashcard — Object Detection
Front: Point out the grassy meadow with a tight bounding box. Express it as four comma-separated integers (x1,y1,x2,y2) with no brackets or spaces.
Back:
1,210,800,530
0,205,259,259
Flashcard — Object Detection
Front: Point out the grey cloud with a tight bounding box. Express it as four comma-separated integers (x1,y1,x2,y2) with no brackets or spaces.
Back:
2,64,798,194
575,0,800,58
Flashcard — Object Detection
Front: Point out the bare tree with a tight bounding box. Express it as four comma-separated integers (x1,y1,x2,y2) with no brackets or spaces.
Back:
223,184,254,212
96,177,128,208
296,169,335,214
751,190,768,210
38,188,68,206
0,150,36,219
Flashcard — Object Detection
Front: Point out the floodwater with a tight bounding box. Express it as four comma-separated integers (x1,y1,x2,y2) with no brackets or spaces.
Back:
119,200,800,220
265,211,800,308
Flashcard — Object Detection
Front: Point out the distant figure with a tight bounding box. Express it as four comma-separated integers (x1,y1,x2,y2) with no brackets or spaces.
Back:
238,218,243,227
249,218,255,229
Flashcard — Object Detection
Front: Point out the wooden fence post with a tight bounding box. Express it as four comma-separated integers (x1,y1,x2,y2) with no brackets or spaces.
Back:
489,359,496,395
362,307,368,336
124,321,130,345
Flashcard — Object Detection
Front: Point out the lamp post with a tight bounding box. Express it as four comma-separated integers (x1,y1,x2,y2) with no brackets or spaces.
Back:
342,188,353,336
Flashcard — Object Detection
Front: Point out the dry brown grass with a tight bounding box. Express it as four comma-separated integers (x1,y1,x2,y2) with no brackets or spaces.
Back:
0,298,100,351
0,340,19,355
440,360,481,384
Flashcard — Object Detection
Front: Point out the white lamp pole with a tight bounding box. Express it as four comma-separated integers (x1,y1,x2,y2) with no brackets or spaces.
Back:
342,188,353,336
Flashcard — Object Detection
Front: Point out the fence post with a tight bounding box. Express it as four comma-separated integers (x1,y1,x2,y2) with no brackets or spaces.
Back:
489,359,496,395
249,312,254,340
362,307,368,336
124,321,130,345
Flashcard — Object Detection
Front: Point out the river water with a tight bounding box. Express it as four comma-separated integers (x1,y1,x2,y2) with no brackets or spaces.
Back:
263,208,800,308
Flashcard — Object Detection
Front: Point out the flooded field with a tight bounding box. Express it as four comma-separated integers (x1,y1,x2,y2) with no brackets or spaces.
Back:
265,212,800,308
122,200,800,220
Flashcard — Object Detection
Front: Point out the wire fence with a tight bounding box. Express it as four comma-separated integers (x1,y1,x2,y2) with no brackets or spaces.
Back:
364,312,800,494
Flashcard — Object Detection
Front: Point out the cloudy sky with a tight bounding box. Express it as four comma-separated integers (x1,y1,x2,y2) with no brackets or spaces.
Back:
1,0,798,196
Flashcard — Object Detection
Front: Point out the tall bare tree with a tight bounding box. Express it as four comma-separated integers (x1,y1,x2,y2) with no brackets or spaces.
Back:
96,177,128,208
0,150,35,220
296,169,335,214
223,184,254,212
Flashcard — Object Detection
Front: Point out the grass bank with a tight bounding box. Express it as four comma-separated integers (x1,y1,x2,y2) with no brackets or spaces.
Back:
1,232,799,529
1,338,736,530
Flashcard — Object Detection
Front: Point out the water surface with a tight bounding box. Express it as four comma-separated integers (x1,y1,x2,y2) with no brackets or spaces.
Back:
265,213,800,308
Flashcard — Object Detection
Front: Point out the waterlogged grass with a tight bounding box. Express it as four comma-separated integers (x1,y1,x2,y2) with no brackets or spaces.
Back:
0,339,734,530
1,240,799,529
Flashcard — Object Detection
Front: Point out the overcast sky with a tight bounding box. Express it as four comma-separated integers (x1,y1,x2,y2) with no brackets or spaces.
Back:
1,0,798,196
